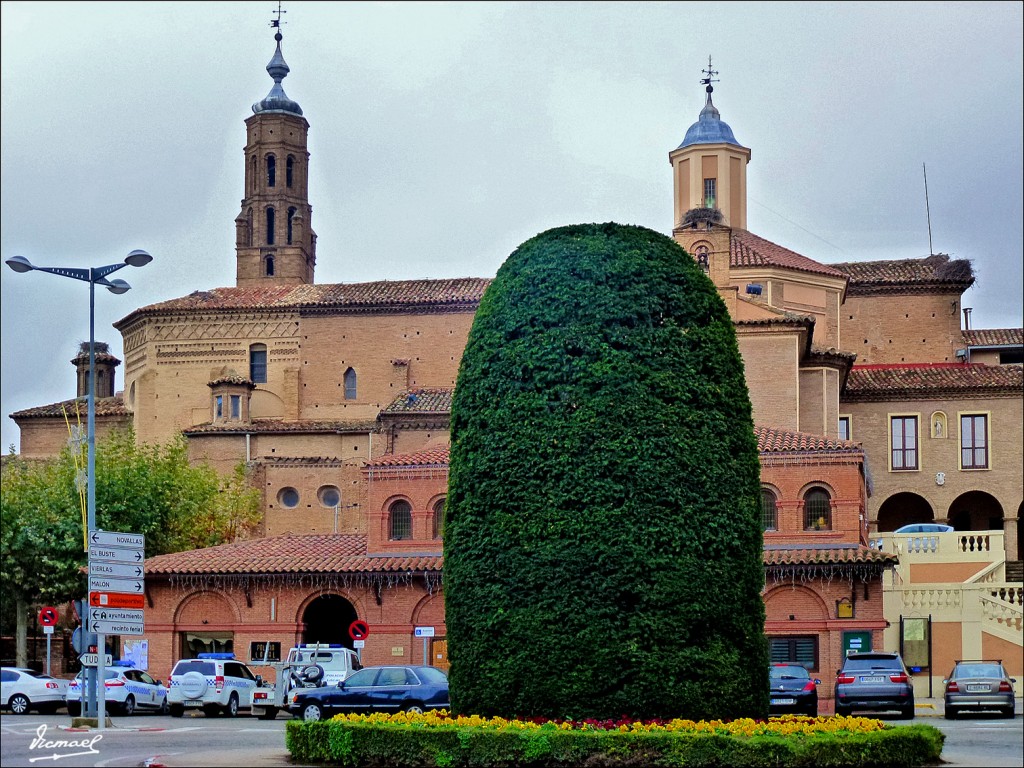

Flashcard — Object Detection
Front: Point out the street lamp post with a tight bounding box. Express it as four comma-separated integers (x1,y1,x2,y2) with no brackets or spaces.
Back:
6,250,151,727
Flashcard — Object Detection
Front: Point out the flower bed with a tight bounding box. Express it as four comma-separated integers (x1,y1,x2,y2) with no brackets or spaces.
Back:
285,711,944,767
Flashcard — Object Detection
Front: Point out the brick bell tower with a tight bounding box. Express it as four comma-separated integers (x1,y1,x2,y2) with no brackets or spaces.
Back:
235,23,317,287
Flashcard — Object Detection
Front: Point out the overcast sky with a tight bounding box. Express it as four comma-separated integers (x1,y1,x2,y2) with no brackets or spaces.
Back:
2,1,1022,453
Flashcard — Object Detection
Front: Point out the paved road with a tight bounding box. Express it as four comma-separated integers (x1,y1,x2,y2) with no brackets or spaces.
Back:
0,706,1020,767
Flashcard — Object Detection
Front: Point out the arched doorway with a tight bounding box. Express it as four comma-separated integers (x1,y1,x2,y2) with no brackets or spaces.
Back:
947,491,1004,532
876,492,934,532
301,594,357,649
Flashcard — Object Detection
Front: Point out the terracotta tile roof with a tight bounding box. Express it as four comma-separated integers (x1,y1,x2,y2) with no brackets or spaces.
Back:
755,425,860,453
121,278,490,322
832,253,974,296
807,345,858,366
763,545,897,567
730,230,847,279
183,419,378,435
10,395,129,420
208,372,255,388
145,533,442,575
844,363,1024,401
734,297,816,328
962,328,1023,348
366,445,450,469
381,389,454,414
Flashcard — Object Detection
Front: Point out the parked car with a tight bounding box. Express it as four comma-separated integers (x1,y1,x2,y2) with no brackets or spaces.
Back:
768,663,820,716
166,653,259,717
289,665,450,721
944,659,1016,719
834,651,914,718
893,523,954,534
66,661,168,716
1,667,69,715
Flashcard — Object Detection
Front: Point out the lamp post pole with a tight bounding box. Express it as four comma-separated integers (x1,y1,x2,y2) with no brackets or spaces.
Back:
6,250,151,728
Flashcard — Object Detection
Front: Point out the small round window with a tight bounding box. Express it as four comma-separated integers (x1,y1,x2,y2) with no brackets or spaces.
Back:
277,487,300,508
318,485,341,508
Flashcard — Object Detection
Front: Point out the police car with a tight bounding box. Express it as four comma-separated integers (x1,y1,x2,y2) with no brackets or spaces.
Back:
66,661,168,716
167,653,259,717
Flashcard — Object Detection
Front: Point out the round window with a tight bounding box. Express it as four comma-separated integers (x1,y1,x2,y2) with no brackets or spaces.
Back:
278,487,300,508
318,485,341,508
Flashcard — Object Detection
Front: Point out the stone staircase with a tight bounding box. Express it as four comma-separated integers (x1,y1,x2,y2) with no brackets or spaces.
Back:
1007,560,1024,583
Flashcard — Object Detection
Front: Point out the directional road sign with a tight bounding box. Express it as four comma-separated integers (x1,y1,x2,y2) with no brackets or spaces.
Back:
89,530,145,549
89,561,145,580
90,608,143,624
92,619,144,636
90,591,145,609
79,653,113,667
89,545,144,565
89,575,143,594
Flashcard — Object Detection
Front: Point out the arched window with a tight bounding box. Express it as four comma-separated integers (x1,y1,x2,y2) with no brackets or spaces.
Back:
343,367,357,400
286,155,294,188
761,489,778,531
287,207,296,245
266,207,275,245
249,156,257,194
389,500,412,540
432,499,445,539
265,255,275,276
695,244,710,273
246,207,253,247
249,344,268,384
266,155,276,187
804,488,832,531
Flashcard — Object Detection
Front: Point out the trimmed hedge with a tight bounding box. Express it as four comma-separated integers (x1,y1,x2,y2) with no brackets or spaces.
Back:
444,223,767,720
285,719,946,767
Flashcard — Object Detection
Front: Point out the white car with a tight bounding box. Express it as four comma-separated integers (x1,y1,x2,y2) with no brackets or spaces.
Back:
1,667,69,715
66,662,168,716
167,653,258,717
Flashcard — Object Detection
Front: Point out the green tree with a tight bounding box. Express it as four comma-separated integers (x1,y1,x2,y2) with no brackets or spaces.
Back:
445,223,768,721
1,428,260,666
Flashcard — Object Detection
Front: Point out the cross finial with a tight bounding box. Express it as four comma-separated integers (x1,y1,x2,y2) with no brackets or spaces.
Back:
700,55,719,94
270,1,287,32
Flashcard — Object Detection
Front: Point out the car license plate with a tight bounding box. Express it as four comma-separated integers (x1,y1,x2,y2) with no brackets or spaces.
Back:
771,698,796,705
860,676,885,683
966,684,989,692
184,700,203,707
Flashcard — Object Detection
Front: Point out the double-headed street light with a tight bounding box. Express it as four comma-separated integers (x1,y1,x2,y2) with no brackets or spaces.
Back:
6,249,152,726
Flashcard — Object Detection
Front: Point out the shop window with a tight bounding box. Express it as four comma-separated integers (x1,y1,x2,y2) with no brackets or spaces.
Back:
181,632,233,659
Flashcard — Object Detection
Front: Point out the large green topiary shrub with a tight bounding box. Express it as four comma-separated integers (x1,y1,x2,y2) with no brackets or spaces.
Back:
444,222,767,721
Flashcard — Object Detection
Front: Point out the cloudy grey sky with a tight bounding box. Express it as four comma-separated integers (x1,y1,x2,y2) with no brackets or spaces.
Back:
2,1,1022,453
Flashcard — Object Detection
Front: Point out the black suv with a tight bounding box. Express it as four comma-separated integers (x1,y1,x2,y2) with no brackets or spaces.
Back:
835,651,914,718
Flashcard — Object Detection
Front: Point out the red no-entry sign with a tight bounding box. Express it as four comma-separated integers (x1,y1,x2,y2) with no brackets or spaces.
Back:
348,619,370,641
38,606,59,627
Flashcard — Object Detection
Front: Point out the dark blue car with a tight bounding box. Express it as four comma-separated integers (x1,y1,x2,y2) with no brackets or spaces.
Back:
289,665,450,721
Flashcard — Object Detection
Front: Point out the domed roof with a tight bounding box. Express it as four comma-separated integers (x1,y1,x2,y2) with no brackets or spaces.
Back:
252,32,303,116
677,92,742,149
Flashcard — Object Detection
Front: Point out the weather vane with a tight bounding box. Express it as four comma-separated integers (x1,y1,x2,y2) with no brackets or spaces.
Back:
700,55,719,94
270,1,287,32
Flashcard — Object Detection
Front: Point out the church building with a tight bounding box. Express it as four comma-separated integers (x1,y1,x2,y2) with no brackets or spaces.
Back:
10,35,1021,710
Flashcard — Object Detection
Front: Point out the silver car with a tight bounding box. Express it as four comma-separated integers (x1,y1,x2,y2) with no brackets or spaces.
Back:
834,651,915,718
944,660,1016,719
